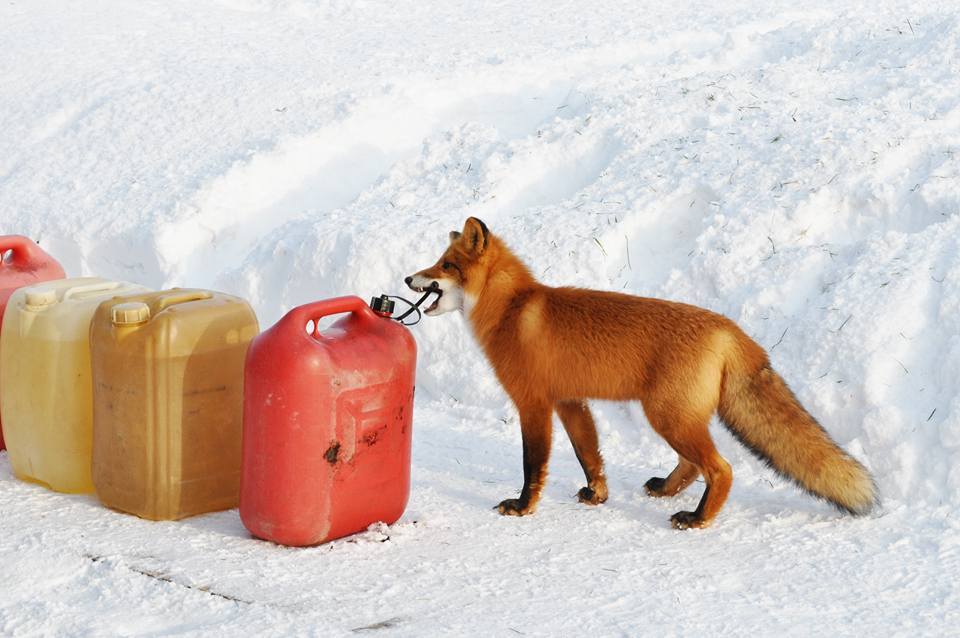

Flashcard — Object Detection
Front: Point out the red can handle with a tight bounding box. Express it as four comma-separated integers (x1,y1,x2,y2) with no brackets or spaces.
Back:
0,235,41,266
282,296,378,336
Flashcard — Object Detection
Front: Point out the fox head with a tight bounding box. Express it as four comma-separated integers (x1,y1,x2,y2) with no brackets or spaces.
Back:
405,217,492,316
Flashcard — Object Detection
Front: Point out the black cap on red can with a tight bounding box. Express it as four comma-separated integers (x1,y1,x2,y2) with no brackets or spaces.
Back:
370,294,395,316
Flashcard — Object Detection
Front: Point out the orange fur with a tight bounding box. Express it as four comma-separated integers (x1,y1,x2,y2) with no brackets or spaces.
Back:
408,217,878,528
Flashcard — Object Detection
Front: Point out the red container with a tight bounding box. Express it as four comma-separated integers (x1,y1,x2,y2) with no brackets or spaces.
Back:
0,236,66,450
240,296,416,546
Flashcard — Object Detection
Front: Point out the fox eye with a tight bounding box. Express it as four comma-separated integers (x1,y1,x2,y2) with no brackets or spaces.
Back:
441,260,463,278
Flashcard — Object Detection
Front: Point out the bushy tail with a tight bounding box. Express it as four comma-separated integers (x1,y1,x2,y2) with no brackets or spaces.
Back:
719,363,877,515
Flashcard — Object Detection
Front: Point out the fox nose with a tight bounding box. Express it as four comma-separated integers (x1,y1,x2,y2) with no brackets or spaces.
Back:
404,276,413,286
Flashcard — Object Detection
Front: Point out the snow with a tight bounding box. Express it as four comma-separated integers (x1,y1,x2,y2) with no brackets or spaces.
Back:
2,0,959,635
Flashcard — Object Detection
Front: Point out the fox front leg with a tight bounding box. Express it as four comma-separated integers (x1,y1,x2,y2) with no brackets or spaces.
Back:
555,400,608,505
497,403,553,516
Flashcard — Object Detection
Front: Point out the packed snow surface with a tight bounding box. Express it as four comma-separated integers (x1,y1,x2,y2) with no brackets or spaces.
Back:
2,0,959,635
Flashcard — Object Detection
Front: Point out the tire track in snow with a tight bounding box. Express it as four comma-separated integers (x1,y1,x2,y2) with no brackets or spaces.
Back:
155,78,585,289
155,12,820,293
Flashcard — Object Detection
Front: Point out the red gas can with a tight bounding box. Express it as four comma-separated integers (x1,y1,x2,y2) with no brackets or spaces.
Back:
0,236,66,450
240,296,417,546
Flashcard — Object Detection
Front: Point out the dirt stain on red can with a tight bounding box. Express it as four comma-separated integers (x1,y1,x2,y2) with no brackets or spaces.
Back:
324,441,341,464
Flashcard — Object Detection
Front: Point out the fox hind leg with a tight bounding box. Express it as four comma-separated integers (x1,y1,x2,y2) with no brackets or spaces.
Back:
556,400,608,505
644,408,732,529
645,456,699,498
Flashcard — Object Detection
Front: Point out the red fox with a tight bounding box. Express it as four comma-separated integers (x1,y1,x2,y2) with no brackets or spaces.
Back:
406,217,877,529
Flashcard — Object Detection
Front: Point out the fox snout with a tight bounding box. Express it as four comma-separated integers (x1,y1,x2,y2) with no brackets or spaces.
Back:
404,271,462,316
405,273,437,293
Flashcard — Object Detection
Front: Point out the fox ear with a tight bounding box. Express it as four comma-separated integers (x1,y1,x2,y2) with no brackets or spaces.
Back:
449,231,461,242
461,217,489,255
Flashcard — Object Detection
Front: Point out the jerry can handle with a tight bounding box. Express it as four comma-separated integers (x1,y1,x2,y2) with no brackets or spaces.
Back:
62,280,124,300
283,296,377,336
156,289,214,311
0,235,41,266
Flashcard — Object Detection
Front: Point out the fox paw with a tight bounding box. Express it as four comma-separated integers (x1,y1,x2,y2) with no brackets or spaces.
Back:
670,511,708,530
644,477,668,497
496,498,533,516
577,485,608,506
